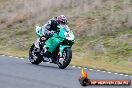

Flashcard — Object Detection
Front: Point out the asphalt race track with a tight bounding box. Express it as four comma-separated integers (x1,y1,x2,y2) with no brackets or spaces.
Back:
0,55,131,88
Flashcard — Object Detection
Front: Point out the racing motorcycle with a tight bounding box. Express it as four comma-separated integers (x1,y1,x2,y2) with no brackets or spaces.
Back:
29,24,75,69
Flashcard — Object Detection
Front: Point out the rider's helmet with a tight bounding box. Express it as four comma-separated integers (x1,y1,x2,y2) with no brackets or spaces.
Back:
57,15,68,25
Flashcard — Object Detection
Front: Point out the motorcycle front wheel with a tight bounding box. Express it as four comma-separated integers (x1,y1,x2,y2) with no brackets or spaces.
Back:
57,48,72,69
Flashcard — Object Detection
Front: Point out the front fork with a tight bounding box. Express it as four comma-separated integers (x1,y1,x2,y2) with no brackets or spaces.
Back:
34,38,40,49
59,45,71,57
34,37,47,52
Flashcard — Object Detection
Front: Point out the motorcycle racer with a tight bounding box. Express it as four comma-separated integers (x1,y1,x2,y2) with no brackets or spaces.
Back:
35,15,68,52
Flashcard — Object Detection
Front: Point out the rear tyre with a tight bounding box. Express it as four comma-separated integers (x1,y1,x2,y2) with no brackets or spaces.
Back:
29,44,42,65
57,48,72,69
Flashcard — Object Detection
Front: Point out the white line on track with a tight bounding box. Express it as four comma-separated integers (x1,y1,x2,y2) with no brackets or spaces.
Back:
89,69,93,71
102,71,106,73
1,55,5,56
20,58,25,60
124,75,129,77
108,72,112,74
9,56,13,58
84,67,87,70
72,66,76,68
119,74,124,75
114,73,118,75
119,74,123,76
97,70,100,72
78,67,82,69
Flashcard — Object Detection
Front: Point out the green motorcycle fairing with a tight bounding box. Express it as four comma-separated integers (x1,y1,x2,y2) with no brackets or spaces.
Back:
59,45,71,53
44,24,75,53
45,37,64,53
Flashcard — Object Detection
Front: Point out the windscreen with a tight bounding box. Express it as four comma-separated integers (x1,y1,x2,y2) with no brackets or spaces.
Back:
61,25,70,32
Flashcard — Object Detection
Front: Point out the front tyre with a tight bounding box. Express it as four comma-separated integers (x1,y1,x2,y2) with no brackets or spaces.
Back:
29,44,42,65
57,48,72,69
